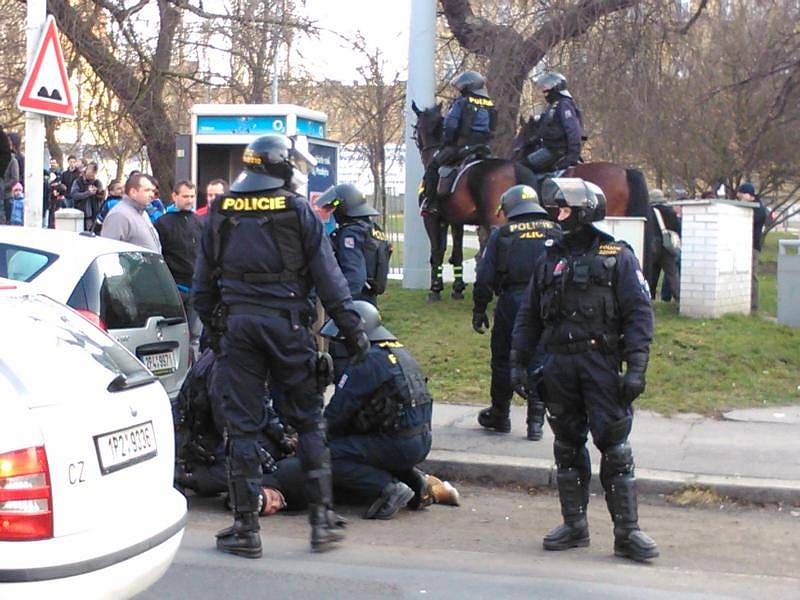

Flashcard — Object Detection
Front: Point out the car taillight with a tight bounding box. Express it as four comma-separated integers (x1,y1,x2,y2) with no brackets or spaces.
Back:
76,308,107,331
0,446,53,541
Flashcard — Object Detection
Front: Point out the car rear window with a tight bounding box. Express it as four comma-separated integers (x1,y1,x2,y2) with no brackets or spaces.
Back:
0,243,58,282
72,252,184,330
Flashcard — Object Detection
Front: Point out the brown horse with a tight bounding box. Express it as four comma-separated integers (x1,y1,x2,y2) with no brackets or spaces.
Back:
412,101,539,300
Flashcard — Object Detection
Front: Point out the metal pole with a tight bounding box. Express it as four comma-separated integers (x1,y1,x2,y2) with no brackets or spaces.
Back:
402,0,437,289
271,45,280,104
23,0,46,228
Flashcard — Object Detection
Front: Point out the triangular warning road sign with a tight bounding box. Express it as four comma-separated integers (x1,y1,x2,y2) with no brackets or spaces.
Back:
17,15,76,119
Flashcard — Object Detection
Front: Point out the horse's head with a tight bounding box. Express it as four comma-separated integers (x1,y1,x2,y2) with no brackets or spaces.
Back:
411,100,444,156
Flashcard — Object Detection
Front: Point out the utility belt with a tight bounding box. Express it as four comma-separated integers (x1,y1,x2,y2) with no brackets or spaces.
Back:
546,334,619,355
227,303,314,328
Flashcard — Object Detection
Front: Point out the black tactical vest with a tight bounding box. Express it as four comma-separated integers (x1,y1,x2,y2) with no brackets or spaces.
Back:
536,241,623,348
209,190,308,288
334,221,393,296
495,219,559,292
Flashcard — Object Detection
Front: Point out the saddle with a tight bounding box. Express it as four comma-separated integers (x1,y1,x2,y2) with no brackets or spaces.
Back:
436,144,493,196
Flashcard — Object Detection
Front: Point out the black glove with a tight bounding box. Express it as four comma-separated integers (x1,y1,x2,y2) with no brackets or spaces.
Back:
344,330,370,364
509,349,530,398
621,351,648,403
472,310,489,334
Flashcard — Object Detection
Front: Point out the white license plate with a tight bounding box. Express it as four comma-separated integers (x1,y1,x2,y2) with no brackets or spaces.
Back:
142,351,176,375
94,421,158,475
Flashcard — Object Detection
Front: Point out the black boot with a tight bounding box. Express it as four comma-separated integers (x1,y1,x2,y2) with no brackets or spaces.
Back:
526,398,546,441
606,474,659,562
306,464,345,553
401,468,434,510
543,467,590,551
478,407,511,433
364,482,415,520
216,512,262,558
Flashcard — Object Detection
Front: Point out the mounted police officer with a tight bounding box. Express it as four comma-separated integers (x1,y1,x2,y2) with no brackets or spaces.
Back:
510,178,658,562
472,185,561,441
192,134,370,558
524,72,583,175
321,301,434,520
315,183,392,306
421,70,496,215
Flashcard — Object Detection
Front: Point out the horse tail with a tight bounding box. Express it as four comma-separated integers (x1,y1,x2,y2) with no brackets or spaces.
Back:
624,168,649,217
514,162,538,189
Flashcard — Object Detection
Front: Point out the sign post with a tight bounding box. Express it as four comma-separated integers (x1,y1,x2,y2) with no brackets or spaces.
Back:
18,9,76,228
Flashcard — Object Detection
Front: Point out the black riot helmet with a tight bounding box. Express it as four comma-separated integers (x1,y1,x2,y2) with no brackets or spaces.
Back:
230,134,293,193
498,185,548,219
320,300,397,342
315,183,379,220
534,72,570,103
450,70,490,98
541,177,606,231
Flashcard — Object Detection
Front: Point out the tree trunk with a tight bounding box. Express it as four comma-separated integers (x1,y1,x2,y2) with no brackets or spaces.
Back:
486,53,529,157
44,117,62,165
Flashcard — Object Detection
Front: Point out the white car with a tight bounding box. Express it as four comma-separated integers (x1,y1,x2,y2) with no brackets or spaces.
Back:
0,226,190,401
0,281,186,598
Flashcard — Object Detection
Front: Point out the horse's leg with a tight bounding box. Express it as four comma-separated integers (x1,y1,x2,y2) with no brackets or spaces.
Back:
423,214,445,301
449,223,466,299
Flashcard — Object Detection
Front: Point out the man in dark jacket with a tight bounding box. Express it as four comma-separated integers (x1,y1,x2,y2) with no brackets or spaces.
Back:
648,188,681,302
70,161,104,231
156,180,203,356
60,155,80,208
737,182,769,312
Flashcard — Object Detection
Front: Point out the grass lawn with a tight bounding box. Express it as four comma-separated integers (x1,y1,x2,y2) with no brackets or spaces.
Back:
380,231,800,415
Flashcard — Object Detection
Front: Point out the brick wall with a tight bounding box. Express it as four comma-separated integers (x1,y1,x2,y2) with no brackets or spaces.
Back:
678,200,753,318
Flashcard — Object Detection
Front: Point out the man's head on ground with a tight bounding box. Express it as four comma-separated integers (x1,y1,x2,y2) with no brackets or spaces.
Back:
108,179,123,198
125,173,156,208
737,182,756,201
172,180,197,211
205,179,228,208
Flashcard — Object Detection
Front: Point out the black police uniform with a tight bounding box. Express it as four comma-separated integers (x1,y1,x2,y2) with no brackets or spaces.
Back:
474,213,561,437
527,95,583,173
193,160,365,555
331,219,391,305
324,342,433,515
512,221,658,561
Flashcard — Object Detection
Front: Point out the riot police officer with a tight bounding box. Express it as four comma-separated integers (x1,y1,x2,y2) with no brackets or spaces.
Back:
473,185,561,440
524,72,583,174
510,178,659,562
315,183,392,306
421,70,496,215
193,134,369,558
320,301,433,520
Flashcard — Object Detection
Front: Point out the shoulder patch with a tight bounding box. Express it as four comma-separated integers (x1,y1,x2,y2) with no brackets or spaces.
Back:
598,243,623,256
344,236,355,249
545,239,555,247
564,109,572,118
337,373,349,389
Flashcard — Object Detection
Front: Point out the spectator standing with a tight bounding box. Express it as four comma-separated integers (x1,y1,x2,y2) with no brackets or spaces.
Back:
71,161,104,231
93,179,123,233
60,155,81,208
648,188,681,302
146,180,167,223
3,142,19,224
736,182,768,313
7,133,25,188
9,181,24,226
156,180,203,356
101,173,161,252
195,178,228,218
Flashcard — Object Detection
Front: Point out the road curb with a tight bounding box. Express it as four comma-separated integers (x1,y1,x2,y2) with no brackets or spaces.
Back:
422,450,800,505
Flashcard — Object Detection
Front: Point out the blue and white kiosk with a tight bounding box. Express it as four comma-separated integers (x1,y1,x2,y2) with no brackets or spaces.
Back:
177,104,338,209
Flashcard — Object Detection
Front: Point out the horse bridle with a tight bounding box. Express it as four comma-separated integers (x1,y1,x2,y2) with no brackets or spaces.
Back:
412,122,441,154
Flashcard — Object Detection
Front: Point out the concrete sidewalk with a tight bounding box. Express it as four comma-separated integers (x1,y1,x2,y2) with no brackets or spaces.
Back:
422,403,800,505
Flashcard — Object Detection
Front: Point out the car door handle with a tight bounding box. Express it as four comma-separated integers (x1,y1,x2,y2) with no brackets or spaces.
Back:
157,317,186,327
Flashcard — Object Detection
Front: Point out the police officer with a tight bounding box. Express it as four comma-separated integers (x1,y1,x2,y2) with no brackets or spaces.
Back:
320,301,433,520
473,185,561,441
193,134,370,558
510,178,658,562
315,183,392,306
524,72,583,174
421,70,496,215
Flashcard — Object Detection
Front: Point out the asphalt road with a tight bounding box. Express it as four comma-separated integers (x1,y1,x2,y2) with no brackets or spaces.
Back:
137,484,800,599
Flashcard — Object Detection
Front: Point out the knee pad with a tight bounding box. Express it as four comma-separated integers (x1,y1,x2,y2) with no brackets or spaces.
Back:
553,439,582,469
596,417,633,451
297,432,329,472
601,442,634,478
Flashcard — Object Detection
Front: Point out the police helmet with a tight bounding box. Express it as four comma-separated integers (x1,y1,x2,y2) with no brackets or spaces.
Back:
499,185,548,219
450,70,489,97
541,178,606,225
320,300,397,342
534,72,567,93
231,134,293,193
315,183,379,219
